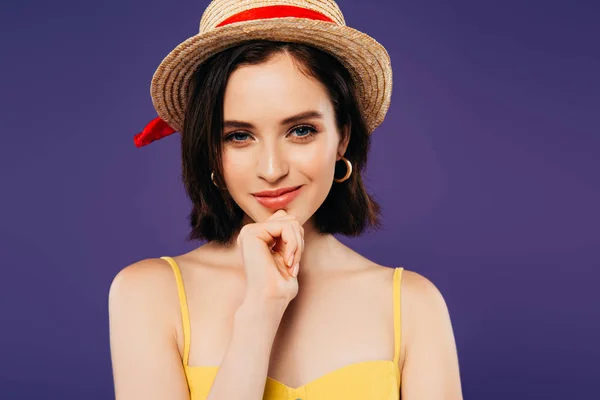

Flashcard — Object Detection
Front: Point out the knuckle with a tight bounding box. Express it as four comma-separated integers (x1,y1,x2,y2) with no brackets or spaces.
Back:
286,227,296,240
239,224,255,238
273,210,287,218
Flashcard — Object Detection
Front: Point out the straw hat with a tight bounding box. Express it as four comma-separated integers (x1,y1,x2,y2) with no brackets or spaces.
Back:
134,0,393,148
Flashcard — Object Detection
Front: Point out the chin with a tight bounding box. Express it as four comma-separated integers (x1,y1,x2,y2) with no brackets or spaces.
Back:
244,206,309,225
282,208,309,225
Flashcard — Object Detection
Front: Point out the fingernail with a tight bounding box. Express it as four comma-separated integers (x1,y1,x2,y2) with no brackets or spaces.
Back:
292,263,299,277
287,253,294,267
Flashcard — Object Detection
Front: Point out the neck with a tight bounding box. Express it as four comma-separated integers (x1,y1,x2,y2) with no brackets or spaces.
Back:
295,219,344,276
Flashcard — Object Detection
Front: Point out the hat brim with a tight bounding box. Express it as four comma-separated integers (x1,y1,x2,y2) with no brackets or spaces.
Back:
150,18,392,133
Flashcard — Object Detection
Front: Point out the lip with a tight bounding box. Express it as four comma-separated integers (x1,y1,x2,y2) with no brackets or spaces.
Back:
252,185,302,198
252,185,303,209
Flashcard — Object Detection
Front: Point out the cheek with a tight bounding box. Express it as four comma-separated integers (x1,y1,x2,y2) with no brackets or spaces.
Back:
289,144,338,209
295,147,336,180
222,150,251,189
299,134,339,179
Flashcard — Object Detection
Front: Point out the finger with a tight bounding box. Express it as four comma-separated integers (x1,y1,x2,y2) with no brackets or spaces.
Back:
256,221,290,277
290,221,303,271
259,219,302,279
269,214,297,222
262,220,297,265
268,209,288,220
271,222,296,269
279,220,302,271
265,215,298,250
271,250,289,278
282,222,301,277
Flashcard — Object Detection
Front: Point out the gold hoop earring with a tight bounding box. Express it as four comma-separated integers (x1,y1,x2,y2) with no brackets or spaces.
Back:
334,157,353,183
210,172,220,189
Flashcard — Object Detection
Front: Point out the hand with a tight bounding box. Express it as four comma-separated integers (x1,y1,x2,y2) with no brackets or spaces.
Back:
237,210,304,305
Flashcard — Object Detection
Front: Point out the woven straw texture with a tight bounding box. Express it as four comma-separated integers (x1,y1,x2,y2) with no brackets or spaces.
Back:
150,0,392,134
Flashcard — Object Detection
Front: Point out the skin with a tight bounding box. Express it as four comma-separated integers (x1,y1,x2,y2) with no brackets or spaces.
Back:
109,52,463,399
220,50,345,233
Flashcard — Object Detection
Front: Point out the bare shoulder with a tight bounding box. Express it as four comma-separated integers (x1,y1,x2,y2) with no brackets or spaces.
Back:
397,270,463,398
400,269,450,325
108,258,192,398
109,258,175,300
399,269,455,359
401,270,447,305
356,262,450,323
108,257,179,324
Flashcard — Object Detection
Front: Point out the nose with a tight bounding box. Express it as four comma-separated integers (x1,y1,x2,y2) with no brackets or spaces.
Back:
255,141,288,183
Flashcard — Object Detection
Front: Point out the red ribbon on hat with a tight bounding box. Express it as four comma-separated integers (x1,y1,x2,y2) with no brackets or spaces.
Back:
135,5,335,147
133,117,176,148
217,5,335,27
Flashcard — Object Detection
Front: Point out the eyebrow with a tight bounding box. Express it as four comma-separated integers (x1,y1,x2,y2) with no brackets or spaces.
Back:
223,110,324,130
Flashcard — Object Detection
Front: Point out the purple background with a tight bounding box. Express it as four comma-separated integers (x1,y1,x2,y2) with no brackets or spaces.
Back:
1,0,598,399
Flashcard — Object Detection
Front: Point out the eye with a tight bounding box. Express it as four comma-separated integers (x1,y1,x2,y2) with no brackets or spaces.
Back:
289,125,318,138
224,132,251,143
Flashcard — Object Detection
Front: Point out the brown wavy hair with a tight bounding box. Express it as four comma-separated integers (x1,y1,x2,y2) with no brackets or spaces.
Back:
181,40,381,244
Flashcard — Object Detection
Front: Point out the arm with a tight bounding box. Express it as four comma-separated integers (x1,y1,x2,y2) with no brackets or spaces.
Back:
400,271,463,400
206,297,287,400
206,211,301,399
109,260,190,400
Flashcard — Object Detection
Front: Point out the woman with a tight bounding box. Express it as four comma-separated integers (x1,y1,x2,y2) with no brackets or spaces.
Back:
109,0,463,399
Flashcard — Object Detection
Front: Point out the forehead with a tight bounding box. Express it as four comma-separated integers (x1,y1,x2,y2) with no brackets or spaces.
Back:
223,52,333,122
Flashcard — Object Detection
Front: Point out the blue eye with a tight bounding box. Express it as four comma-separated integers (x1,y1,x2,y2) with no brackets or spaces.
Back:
225,125,318,146
290,125,317,138
226,132,250,142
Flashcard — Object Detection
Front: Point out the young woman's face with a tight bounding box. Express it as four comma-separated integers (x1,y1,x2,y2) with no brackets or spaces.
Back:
221,52,348,225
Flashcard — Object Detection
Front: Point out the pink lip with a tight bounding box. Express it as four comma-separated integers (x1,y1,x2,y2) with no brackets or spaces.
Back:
253,186,303,209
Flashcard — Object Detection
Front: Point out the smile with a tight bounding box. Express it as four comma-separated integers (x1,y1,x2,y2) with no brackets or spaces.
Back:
252,185,303,209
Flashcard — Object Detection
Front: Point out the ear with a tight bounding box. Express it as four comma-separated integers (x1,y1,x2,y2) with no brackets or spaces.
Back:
336,123,350,160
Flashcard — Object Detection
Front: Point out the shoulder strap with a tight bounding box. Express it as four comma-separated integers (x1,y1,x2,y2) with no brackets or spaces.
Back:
392,267,404,365
161,256,191,366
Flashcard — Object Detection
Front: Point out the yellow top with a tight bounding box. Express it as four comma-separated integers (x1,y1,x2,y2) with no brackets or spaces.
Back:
161,256,404,400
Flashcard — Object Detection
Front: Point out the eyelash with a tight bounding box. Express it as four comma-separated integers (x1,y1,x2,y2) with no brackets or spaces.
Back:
224,125,318,145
